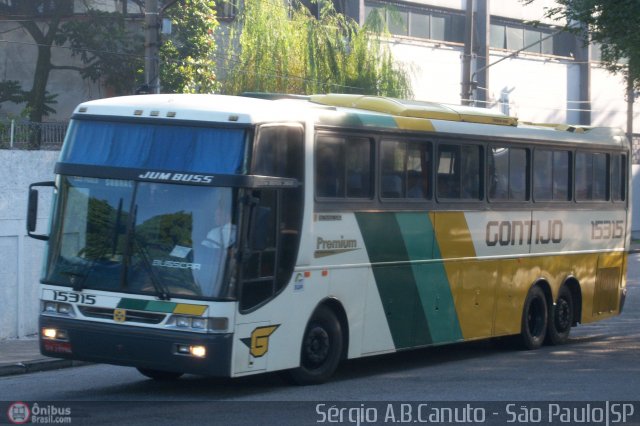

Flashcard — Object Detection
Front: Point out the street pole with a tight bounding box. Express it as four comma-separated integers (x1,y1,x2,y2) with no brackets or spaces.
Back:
144,0,160,93
461,0,474,106
627,72,634,142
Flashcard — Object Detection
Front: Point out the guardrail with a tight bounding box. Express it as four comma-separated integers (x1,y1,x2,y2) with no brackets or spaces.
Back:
0,119,68,150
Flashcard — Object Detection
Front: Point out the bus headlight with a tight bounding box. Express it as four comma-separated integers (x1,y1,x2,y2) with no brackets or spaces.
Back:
191,318,207,329
167,315,229,333
175,316,191,328
41,301,74,317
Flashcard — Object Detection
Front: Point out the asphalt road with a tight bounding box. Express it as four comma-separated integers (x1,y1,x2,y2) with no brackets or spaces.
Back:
2,254,640,425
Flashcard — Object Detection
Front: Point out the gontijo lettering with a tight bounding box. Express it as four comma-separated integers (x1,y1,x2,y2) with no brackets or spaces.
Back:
486,220,562,246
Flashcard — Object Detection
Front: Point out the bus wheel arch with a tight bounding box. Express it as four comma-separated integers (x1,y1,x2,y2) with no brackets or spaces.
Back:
563,277,582,326
546,278,580,346
283,299,347,385
520,281,551,350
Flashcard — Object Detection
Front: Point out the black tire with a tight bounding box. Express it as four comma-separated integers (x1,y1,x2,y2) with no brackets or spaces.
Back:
284,305,343,385
520,286,548,350
136,367,184,381
546,285,574,345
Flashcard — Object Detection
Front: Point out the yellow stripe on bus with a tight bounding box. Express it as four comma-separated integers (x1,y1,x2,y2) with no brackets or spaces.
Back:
173,304,208,316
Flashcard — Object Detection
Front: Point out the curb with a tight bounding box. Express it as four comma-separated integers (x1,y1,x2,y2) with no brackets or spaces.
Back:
0,360,88,378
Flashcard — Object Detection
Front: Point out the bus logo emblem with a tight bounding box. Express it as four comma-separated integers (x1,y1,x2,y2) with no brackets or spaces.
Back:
113,309,127,323
241,325,280,358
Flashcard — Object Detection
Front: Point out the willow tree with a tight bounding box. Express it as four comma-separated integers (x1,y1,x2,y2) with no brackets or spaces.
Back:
220,0,412,98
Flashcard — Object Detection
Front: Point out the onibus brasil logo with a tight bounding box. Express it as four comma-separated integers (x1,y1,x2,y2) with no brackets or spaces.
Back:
7,402,72,424
7,402,30,424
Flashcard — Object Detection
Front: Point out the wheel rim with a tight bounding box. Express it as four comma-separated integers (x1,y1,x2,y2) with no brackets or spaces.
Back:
555,297,572,332
528,297,545,337
302,325,330,369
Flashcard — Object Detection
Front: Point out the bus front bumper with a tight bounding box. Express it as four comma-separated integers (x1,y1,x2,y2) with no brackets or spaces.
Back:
39,315,233,377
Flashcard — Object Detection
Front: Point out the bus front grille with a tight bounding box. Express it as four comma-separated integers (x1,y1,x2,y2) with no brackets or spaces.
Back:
78,306,166,324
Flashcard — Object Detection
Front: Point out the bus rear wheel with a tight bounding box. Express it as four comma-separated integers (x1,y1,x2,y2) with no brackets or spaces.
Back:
546,285,574,345
284,305,343,385
137,367,184,381
520,286,548,350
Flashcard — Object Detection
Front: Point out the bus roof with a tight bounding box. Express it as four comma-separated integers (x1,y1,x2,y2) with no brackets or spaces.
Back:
74,93,628,149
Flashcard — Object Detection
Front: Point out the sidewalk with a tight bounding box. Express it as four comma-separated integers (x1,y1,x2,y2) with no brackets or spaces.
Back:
0,338,81,377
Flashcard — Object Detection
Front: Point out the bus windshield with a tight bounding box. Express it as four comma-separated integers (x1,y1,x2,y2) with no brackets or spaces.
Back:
44,177,238,300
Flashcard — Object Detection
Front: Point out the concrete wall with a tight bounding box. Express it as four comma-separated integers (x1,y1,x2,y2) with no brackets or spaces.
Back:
0,150,58,339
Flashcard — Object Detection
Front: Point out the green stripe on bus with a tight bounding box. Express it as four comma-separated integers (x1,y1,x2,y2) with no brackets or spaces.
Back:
355,212,432,349
146,300,177,313
117,298,149,311
395,213,463,344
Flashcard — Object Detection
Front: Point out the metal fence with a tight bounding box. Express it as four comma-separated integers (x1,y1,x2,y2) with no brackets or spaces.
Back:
0,119,68,150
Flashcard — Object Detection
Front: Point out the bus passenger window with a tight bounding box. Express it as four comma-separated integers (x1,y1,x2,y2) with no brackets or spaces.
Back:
576,151,608,201
381,139,431,199
437,147,459,198
316,137,344,197
534,149,570,201
316,135,373,199
346,138,372,198
489,147,528,201
437,144,481,200
612,154,627,202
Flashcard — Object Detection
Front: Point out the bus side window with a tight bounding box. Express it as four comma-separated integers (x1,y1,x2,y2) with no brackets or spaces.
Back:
489,147,528,201
612,154,627,202
315,134,373,199
381,139,431,199
534,149,570,201
437,143,481,200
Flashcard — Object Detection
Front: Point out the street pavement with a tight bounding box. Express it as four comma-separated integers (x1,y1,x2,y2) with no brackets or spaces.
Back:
2,244,639,378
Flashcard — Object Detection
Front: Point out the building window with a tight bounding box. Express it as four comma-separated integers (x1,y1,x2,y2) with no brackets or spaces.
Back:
216,0,238,20
365,1,464,43
491,20,563,56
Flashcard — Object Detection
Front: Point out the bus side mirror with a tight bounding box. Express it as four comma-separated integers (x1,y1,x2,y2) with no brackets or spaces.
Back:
27,181,55,241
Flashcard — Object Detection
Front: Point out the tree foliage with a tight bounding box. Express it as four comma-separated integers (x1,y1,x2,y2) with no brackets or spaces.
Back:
0,0,219,128
160,0,220,93
526,0,640,88
221,0,412,97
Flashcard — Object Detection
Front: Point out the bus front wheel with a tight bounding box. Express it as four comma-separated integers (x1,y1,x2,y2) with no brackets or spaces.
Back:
520,286,548,350
284,305,343,385
546,285,574,345
137,367,184,381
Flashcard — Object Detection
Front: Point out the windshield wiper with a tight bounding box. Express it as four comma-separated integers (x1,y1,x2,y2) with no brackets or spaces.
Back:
132,235,172,301
122,204,172,301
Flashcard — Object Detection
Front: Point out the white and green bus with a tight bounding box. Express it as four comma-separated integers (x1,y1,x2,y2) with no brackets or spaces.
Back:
28,93,630,384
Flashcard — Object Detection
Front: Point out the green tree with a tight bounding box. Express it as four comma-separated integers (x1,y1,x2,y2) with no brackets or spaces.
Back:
0,0,218,133
160,0,220,93
525,0,640,88
221,0,412,97
0,81,26,107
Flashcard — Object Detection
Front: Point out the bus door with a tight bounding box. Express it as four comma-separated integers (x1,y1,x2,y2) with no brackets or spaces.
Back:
232,124,305,375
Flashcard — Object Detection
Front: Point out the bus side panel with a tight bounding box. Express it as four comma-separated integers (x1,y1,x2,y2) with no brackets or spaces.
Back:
356,212,463,351
312,213,396,358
